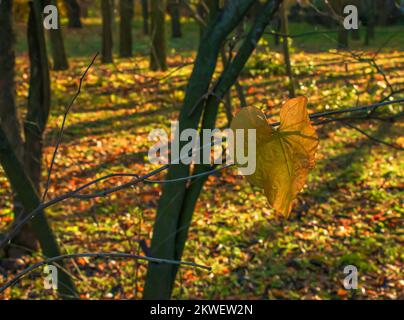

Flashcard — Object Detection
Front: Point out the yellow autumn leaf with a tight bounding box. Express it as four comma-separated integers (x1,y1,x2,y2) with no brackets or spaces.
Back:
230,96,319,217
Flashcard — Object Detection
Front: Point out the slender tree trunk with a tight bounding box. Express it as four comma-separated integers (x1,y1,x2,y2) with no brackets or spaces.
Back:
141,0,149,35
351,28,360,40
195,0,238,86
79,0,89,17
235,81,247,108
220,46,246,119
143,0,275,300
0,0,23,160
25,0,51,230
150,0,167,71
0,127,78,298
223,91,233,123
101,0,114,63
333,0,349,49
364,0,375,46
0,0,36,256
280,2,295,97
196,1,205,39
364,22,372,46
220,48,233,123
12,0,53,255
376,0,390,26
337,25,348,48
119,0,134,57
168,0,182,38
24,0,51,198
64,0,82,28
196,0,219,46
48,0,69,70
273,15,281,45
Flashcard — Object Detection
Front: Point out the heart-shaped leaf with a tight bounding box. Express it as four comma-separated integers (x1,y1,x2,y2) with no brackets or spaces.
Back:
230,96,319,217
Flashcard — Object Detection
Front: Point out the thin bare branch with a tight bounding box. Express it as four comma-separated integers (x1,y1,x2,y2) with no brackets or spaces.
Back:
42,53,99,202
0,252,211,294
339,120,403,150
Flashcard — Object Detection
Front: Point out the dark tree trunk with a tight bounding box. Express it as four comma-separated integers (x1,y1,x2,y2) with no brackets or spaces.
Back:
101,0,114,63
196,1,205,38
143,0,280,300
364,0,375,46
280,2,295,97
25,0,51,193
6,0,52,256
364,23,374,46
0,1,77,298
150,0,167,71
329,0,349,48
273,15,281,45
168,0,182,38
64,0,82,28
337,25,349,48
79,0,89,17
351,28,360,40
119,0,134,57
169,0,281,294
220,46,246,116
0,0,36,256
197,0,219,39
141,0,149,35
376,0,392,26
0,0,23,159
0,127,78,298
48,0,69,70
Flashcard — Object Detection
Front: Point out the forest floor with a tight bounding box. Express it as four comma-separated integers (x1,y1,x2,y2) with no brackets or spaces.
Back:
0,21,403,299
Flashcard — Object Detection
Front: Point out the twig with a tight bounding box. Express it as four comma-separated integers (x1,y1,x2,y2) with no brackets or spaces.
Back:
323,32,403,109
42,53,99,202
308,98,404,120
182,0,207,28
265,29,339,39
72,164,232,199
339,120,403,150
0,140,220,248
129,61,194,85
0,252,211,294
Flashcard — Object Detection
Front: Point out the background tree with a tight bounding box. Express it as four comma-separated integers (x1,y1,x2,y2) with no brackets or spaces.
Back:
25,0,51,193
0,0,32,255
363,0,375,46
141,0,150,35
101,0,114,63
0,0,53,254
47,0,69,70
196,0,207,38
280,1,295,97
0,0,23,167
78,0,90,17
64,0,82,28
168,0,182,38
351,28,360,40
150,0,167,71
119,0,134,57
333,0,349,48
0,126,78,298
